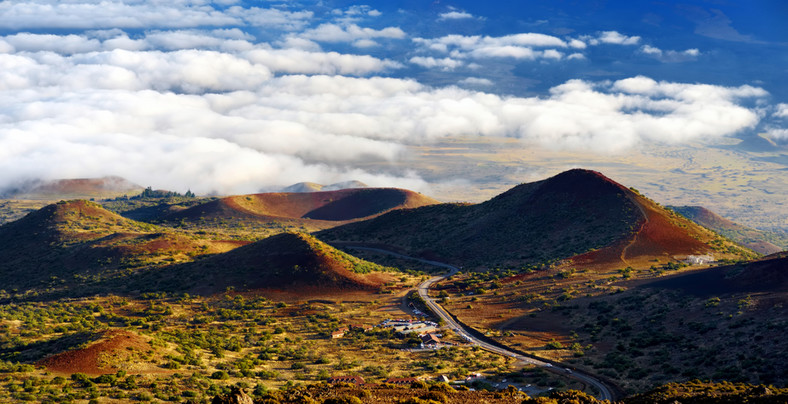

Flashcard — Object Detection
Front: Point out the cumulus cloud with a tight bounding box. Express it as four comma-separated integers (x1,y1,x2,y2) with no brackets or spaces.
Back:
244,48,401,75
439,11,476,20
458,77,493,87
414,33,570,62
1,31,767,194
767,128,788,140
774,103,788,118
410,56,463,70
568,39,587,49
587,31,641,45
640,45,700,62
299,23,406,43
0,0,241,30
1,33,102,54
233,7,314,31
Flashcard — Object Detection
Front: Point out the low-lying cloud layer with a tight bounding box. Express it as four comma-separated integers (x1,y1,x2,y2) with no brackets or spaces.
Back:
0,1,779,195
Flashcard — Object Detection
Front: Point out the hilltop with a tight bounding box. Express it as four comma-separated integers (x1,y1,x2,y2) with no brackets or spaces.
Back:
130,232,401,295
320,169,749,268
670,205,785,255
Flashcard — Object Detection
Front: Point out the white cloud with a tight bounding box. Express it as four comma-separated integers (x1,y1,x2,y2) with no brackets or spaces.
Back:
299,23,406,43
640,45,701,62
568,39,587,49
276,36,322,51
244,48,401,75
773,103,788,118
233,7,314,31
0,54,767,194
2,33,102,54
410,56,463,70
415,33,570,62
542,49,563,60
767,128,788,139
589,31,641,45
0,4,775,195
352,39,379,48
470,45,537,59
439,11,475,20
458,77,493,87
0,0,241,30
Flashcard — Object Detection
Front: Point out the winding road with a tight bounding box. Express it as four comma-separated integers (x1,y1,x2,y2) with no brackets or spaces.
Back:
348,246,616,402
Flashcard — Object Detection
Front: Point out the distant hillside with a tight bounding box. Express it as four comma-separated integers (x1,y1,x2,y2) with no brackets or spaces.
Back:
0,176,142,200
319,169,746,268
159,188,439,231
131,232,399,295
670,205,785,255
280,180,368,193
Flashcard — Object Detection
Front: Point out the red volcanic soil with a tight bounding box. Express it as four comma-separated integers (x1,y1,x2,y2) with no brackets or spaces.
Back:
38,330,152,375
623,199,708,258
572,192,712,268
168,188,439,224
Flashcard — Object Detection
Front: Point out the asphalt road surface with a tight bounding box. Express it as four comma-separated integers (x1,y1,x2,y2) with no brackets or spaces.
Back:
347,246,615,401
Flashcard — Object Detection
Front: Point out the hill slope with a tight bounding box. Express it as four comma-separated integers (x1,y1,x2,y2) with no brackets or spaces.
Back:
670,205,785,255
0,200,231,293
160,187,439,230
131,232,399,295
319,169,743,268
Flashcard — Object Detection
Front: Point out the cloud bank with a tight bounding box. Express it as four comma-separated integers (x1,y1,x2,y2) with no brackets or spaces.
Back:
0,1,777,196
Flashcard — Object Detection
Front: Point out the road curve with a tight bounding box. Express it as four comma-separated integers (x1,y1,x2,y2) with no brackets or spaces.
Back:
346,246,615,402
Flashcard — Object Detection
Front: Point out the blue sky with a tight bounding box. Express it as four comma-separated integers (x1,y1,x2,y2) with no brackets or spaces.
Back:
0,0,786,202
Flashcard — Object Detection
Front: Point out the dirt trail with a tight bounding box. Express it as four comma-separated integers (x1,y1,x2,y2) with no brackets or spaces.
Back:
619,194,649,266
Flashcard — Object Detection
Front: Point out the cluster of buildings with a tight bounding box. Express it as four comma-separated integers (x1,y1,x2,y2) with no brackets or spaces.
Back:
380,319,440,336
330,319,445,348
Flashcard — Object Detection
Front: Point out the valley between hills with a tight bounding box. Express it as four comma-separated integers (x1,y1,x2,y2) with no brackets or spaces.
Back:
0,169,786,403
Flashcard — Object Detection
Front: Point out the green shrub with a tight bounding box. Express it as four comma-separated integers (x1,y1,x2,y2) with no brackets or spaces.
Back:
211,371,230,380
322,395,362,404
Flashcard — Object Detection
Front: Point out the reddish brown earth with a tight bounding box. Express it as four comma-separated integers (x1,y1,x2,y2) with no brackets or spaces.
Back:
38,330,153,375
28,177,140,195
166,188,439,227
571,190,725,270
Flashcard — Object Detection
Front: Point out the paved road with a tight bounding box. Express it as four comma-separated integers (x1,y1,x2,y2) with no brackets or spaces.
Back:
347,246,615,401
